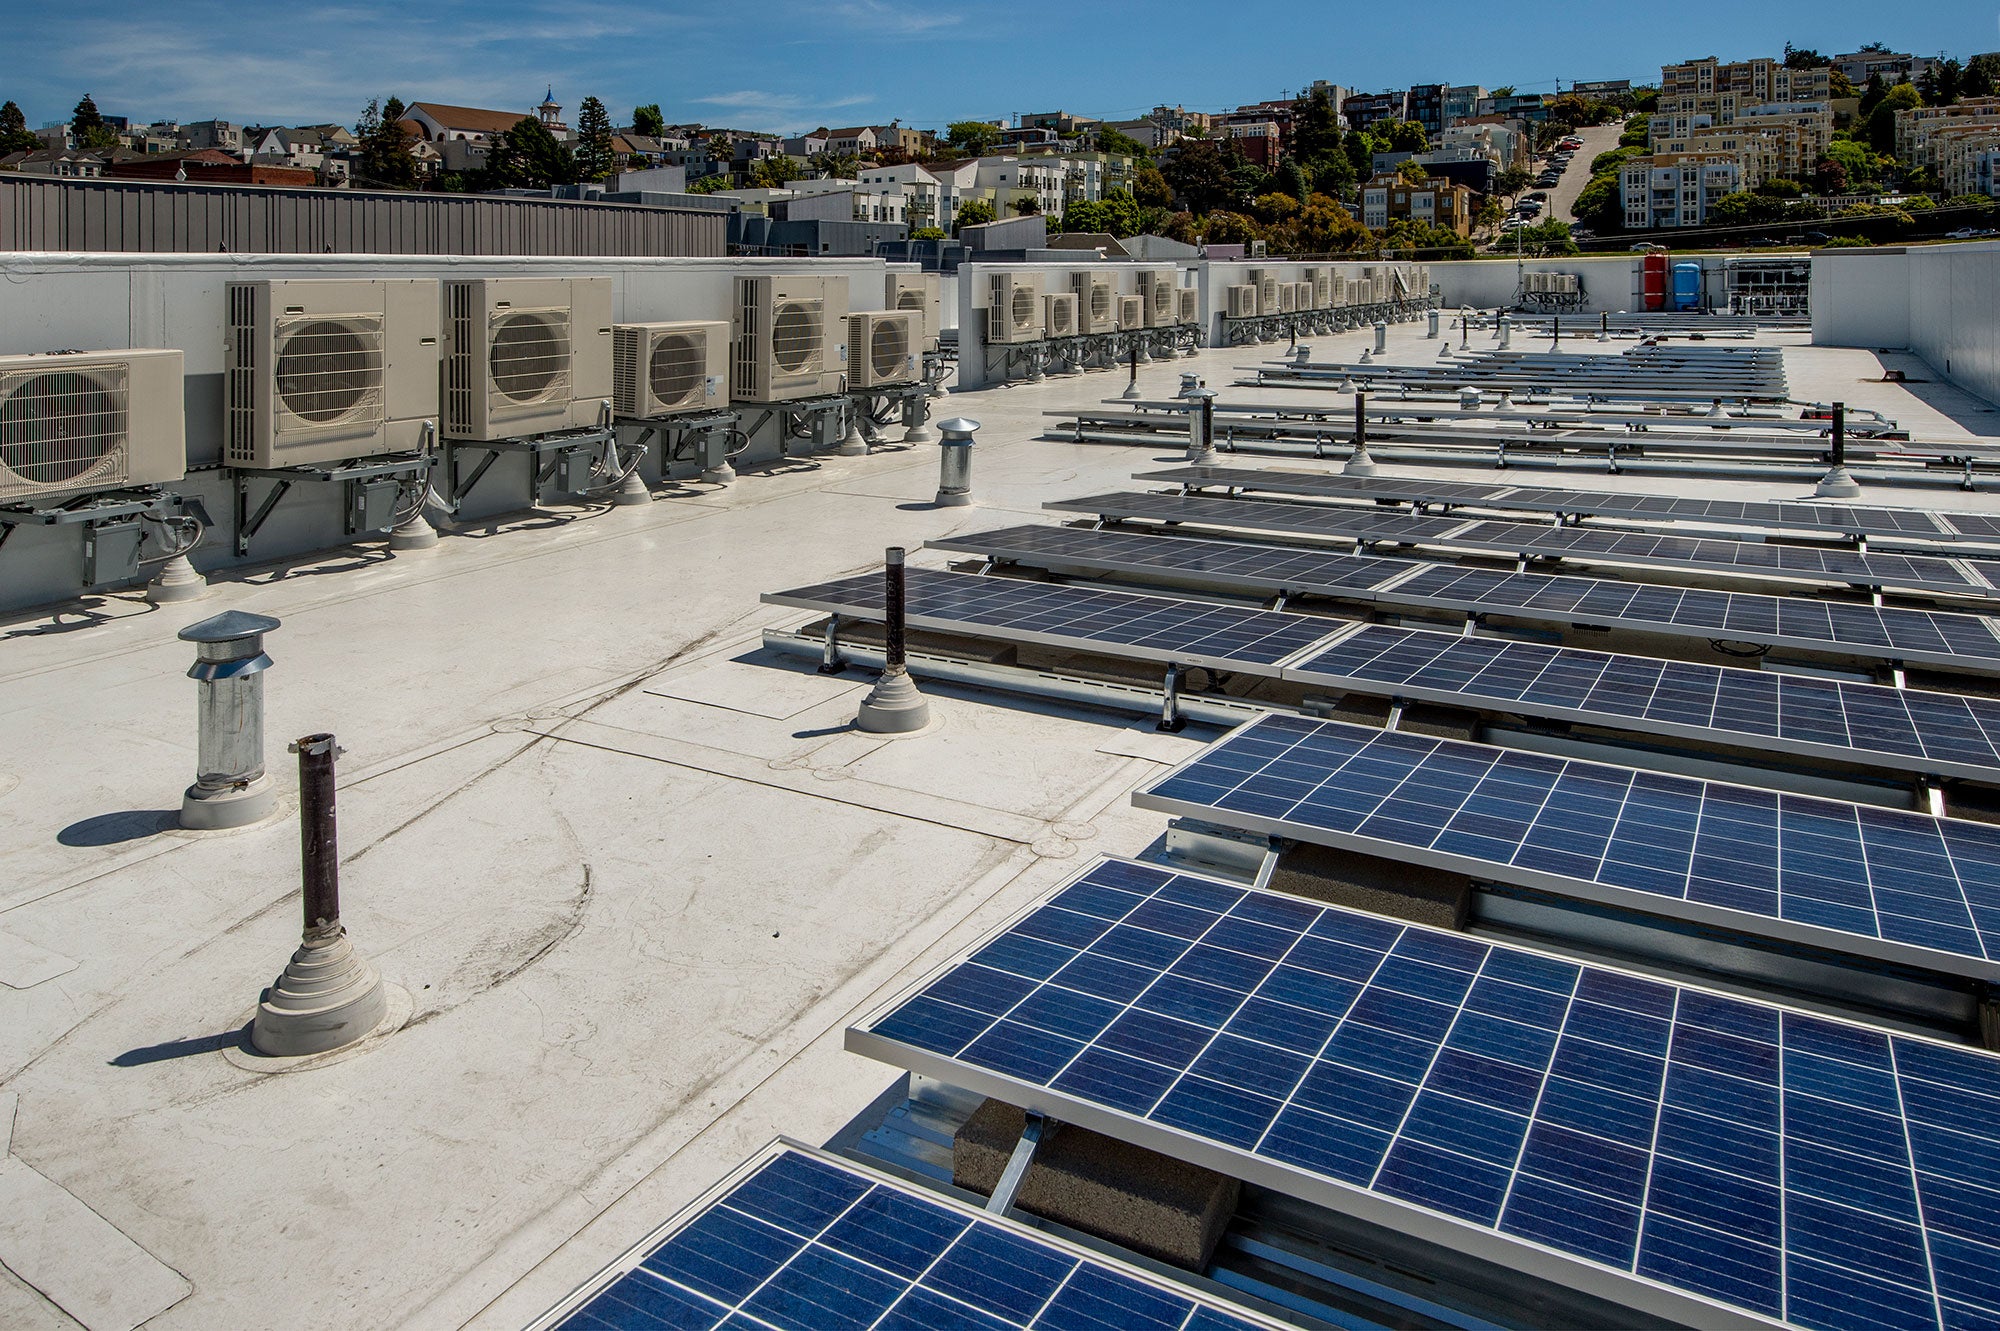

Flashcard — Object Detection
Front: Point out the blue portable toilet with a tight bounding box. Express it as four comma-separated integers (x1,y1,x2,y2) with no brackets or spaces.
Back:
1671,262,1702,311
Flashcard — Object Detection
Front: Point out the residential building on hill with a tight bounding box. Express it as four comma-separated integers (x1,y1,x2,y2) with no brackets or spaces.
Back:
1360,172,1473,235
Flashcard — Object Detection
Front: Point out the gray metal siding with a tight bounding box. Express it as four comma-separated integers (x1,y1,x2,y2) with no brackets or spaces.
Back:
0,176,725,257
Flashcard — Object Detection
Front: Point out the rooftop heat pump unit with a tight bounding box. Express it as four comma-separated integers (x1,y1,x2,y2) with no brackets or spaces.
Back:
1225,285,1260,319
1116,294,1146,331
1175,287,1200,325
612,321,729,418
0,348,185,502
845,311,921,389
733,273,849,403
1136,271,1177,328
1292,281,1317,311
1247,269,1280,315
885,272,941,353
1043,292,1078,339
1277,282,1298,314
987,272,1045,344
442,276,612,442
1072,273,1117,334
225,278,439,469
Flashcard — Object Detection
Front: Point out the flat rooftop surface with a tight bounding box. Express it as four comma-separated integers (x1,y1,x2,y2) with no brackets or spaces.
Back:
1,323,1995,1331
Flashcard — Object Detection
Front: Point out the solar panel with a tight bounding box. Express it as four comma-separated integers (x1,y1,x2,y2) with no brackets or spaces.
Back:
1943,514,2000,540
851,857,2000,1331
762,567,1338,672
1293,623,2000,783
538,1141,1288,1331
1134,713,2000,984
1140,467,1964,544
1046,494,1991,599
930,524,2000,672
1396,564,2000,672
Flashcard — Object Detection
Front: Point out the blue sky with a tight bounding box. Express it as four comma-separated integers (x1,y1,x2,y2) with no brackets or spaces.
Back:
3,0,1998,133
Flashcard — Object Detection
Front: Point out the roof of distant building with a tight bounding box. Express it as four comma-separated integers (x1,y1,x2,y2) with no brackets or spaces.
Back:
406,102,528,135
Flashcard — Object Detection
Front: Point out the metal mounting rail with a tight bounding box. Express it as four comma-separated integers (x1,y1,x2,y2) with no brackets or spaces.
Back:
231,452,435,557
440,427,617,514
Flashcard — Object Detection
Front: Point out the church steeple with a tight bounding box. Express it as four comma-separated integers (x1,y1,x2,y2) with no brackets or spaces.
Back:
537,87,561,129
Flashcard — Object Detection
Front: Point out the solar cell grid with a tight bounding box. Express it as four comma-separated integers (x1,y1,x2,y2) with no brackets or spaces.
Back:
1049,492,1988,597
929,525,2000,670
1134,714,2000,980
548,1144,1285,1330
1293,624,2000,781
854,858,2000,1331
762,568,1336,671
1142,468,1962,543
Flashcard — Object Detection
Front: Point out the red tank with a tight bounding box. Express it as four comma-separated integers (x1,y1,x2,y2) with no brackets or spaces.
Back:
1641,251,1669,311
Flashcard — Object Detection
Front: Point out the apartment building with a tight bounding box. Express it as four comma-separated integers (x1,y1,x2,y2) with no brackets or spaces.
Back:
1927,123,2000,196
1061,151,1136,205
856,163,942,227
1441,85,1490,128
1834,49,1938,87
1343,91,1408,133
1653,55,1830,144
1360,172,1474,235
1621,153,1743,227
1897,98,2000,167
975,156,1065,216
1438,119,1532,170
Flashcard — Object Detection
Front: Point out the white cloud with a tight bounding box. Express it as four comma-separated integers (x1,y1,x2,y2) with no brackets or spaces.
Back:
820,0,962,36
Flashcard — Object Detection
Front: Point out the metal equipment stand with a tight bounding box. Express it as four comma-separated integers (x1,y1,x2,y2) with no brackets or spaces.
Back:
0,487,203,589
438,426,620,516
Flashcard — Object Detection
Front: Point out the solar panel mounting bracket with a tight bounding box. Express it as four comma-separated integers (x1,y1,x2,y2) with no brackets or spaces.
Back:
983,1110,1046,1216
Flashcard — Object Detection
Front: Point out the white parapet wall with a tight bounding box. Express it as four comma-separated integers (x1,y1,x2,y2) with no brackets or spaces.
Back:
0,251,897,617
954,260,1192,391
1429,255,1652,314
1812,240,2000,407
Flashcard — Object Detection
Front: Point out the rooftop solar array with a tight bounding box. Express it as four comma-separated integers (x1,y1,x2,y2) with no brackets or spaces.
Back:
1045,493,1994,599
761,567,1336,673
1294,623,2000,783
544,1142,1286,1331
934,523,2000,671
851,857,2000,1331
1134,713,2000,983
1138,467,1971,544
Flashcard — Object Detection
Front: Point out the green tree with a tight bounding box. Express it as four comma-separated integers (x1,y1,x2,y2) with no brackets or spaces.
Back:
1275,158,1309,202
1495,165,1531,196
1508,218,1579,257
1811,157,1849,195
1619,113,1652,147
750,155,802,187
943,120,1001,156
1965,54,2000,100
1784,44,1829,68
1161,137,1235,214
951,197,994,233
1132,162,1172,208
1381,120,1428,152
1631,86,1660,112
1287,85,1343,166
632,104,665,138
1475,194,1505,229
573,96,615,181
0,100,39,155
354,98,419,189
1375,218,1473,259
910,225,946,240
683,173,732,194
1571,170,1628,233
484,115,576,189
1826,138,1880,185
70,94,118,154
1311,153,1356,197
1395,158,1429,186
1858,73,1889,116
805,151,857,179
1866,82,1922,153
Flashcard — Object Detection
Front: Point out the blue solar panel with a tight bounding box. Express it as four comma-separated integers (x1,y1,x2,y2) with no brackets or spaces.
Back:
1133,714,2000,983
763,567,1338,672
545,1143,1284,1331
852,858,2000,1331
1292,623,2000,782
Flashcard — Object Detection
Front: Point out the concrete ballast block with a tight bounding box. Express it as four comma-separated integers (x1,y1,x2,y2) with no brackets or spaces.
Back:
954,1099,1238,1271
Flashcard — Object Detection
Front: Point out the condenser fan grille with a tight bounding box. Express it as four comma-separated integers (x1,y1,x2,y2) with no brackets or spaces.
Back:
1010,288,1036,331
0,367,127,499
1090,286,1111,320
771,301,821,375
895,290,923,313
649,332,706,408
1151,284,1172,315
489,309,571,404
869,320,910,378
274,316,383,429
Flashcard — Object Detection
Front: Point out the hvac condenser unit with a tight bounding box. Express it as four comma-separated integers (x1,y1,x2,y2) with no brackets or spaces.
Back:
1133,271,1176,328
846,311,920,389
1391,268,1413,299
734,273,849,403
1302,267,1331,308
1292,281,1317,311
0,348,185,503
1043,293,1078,339
1175,287,1200,325
1225,285,1260,319
612,321,729,418
441,277,612,442
885,272,941,353
1277,283,1298,314
987,272,1044,344
1250,271,1280,315
1116,295,1145,331
225,278,439,469
1072,274,1116,334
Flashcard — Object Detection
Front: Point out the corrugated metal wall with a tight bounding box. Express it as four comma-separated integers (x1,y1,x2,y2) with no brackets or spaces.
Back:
0,176,725,257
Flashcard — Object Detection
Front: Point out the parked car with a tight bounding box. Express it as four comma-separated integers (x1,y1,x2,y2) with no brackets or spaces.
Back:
1948,228,1981,240
1630,242,1667,252
1526,192,1549,202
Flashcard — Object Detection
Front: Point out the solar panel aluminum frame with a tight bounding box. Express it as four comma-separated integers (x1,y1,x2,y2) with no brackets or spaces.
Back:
760,577,1341,677
1133,714,2000,988
1288,622,2000,786
524,1137,1300,1331
926,524,2000,674
846,859,1786,1331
